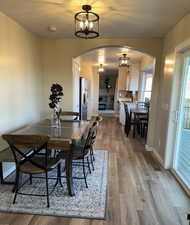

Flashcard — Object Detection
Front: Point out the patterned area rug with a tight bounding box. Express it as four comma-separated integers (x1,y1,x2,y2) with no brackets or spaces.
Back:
0,150,108,219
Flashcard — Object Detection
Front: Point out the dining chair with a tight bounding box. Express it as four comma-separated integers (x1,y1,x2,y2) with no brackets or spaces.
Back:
125,104,136,137
87,121,98,170
72,118,101,172
58,123,97,188
89,116,102,164
2,134,60,207
136,101,146,108
60,111,80,120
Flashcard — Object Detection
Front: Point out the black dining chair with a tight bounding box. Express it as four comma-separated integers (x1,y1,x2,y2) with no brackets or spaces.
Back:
88,121,99,170
58,122,98,188
2,134,60,207
125,104,137,137
60,111,80,121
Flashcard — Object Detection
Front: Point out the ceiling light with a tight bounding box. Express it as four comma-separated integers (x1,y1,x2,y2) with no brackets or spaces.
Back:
98,64,104,72
75,5,100,39
98,55,105,64
119,54,130,67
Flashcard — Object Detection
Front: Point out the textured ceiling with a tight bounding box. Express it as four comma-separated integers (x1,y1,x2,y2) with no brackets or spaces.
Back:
78,47,149,68
0,0,190,38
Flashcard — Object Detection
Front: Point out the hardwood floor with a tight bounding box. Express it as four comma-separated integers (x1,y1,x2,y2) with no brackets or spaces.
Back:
0,116,189,225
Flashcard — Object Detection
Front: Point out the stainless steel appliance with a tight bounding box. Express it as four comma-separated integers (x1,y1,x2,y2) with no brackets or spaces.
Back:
79,77,88,120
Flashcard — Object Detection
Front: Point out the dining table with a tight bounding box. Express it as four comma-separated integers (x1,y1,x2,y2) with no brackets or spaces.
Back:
129,106,148,138
2,119,90,196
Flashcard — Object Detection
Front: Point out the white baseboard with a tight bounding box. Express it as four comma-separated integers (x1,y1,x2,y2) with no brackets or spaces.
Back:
152,149,164,168
145,144,154,151
170,169,190,197
145,145,165,168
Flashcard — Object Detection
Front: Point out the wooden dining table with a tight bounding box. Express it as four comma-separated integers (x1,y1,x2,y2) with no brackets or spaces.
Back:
5,119,90,196
129,107,148,138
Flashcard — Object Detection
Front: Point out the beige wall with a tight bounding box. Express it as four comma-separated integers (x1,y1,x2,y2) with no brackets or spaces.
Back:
80,61,94,118
117,67,127,92
80,61,100,117
138,55,154,101
152,11,190,166
0,12,43,137
128,63,140,92
0,13,43,176
141,55,154,71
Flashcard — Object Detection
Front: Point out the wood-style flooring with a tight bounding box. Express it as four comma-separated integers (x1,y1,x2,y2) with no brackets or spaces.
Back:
0,116,189,225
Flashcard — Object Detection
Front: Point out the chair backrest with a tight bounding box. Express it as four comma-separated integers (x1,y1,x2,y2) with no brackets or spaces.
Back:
2,134,50,170
96,116,102,122
60,111,80,120
81,122,98,153
136,102,146,108
90,122,98,145
125,104,131,122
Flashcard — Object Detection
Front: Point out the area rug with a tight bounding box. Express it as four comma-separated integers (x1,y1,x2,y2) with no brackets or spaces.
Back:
0,150,108,219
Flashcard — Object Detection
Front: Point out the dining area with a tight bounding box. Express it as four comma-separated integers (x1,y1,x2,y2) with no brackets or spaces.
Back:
0,84,108,219
124,101,150,140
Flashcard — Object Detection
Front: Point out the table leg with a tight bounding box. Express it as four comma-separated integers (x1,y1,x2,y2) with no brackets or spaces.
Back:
66,157,75,196
133,113,136,138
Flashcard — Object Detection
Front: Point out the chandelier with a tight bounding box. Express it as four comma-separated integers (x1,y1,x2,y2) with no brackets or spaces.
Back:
119,54,130,67
98,64,104,72
75,5,100,39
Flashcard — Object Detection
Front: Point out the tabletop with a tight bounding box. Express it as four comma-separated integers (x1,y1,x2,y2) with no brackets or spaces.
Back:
11,119,90,150
130,107,148,114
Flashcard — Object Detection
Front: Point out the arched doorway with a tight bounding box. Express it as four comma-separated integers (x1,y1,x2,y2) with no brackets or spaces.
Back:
73,45,156,145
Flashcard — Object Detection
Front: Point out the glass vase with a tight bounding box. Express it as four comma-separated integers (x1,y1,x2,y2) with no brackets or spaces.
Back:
51,109,61,128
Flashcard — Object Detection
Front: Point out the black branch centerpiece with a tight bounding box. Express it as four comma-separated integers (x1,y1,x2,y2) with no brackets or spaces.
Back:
49,83,63,127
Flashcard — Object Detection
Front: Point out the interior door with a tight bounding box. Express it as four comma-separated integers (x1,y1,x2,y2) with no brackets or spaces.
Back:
174,53,190,189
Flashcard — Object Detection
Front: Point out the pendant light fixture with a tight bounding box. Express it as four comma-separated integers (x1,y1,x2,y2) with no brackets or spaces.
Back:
119,54,130,67
98,64,104,72
75,5,100,39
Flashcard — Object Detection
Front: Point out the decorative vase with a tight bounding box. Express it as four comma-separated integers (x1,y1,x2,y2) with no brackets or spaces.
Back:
51,108,61,128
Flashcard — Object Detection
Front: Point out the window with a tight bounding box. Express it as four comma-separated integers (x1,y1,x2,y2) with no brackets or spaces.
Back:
173,55,190,189
142,73,153,101
184,65,190,129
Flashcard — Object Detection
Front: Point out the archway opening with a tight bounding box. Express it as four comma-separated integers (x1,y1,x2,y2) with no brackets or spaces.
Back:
72,45,155,143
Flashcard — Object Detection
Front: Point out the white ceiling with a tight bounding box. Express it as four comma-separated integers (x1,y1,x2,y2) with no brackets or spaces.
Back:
0,0,190,38
78,47,149,68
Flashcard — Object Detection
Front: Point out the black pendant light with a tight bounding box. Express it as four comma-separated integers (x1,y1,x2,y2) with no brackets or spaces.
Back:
75,5,99,39
98,64,104,72
119,54,130,67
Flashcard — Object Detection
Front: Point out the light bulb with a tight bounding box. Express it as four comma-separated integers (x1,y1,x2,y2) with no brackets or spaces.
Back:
85,20,89,28
79,21,84,30
89,22,94,30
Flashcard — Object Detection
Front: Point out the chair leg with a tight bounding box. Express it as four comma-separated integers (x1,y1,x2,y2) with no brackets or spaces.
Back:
133,123,136,138
126,124,131,137
90,153,95,171
13,168,20,204
82,158,88,188
45,171,50,208
86,156,91,174
29,174,32,184
54,163,63,187
91,147,95,161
